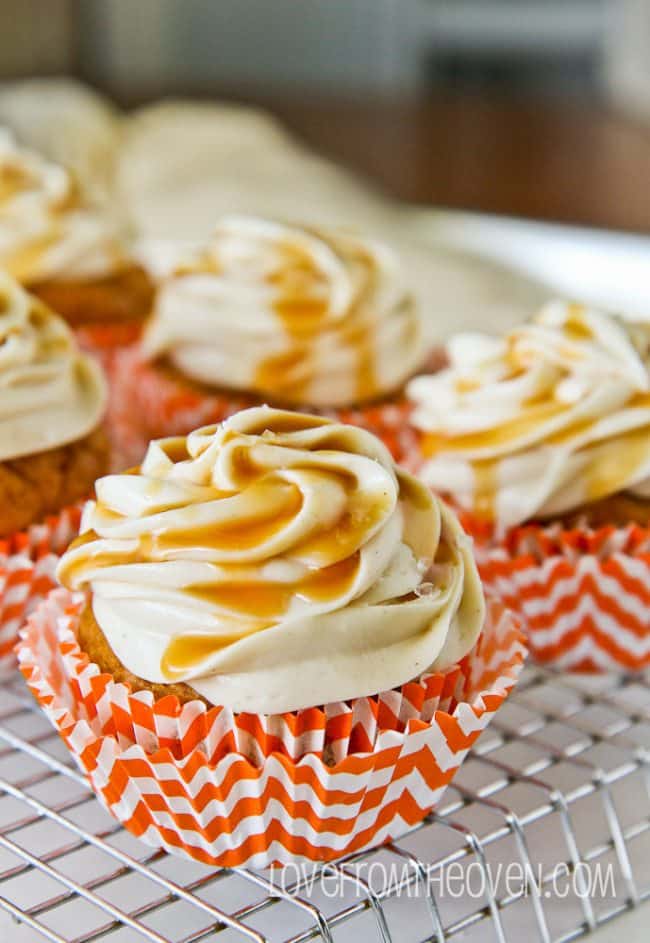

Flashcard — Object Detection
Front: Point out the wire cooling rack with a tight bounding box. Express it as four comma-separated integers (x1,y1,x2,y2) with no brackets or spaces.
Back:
0,662,648,943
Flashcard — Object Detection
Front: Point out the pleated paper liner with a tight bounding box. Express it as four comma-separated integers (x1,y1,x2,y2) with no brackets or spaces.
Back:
0,505,82,669
18,588,526,868
479,521,650,672
108,345,428,470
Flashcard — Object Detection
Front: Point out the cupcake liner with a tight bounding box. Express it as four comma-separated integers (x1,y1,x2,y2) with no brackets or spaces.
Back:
18,588,526,868
109,346,424,469
0,505,82,669
479,521,650,672
75,321,144,358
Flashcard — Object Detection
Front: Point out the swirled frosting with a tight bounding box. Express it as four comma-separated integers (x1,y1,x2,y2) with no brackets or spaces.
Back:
0,129,128,284
408,301,650,529
0,271,107,461
57,406,484,713
141,216,424,407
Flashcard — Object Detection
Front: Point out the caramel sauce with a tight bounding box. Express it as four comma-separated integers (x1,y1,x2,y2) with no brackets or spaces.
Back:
397,469,432,510
187,552,359,618
161,552,360,678
253,238,381,404
456,377,481,394
152,478,303,553
4,233,60,281
291,488,391,564
57,529,130,587
563,314,594,341
628,392,650,410
273,296,329,335
0,164,32,202
585,426,650,502
471,461,498,520
160,438,191,463
238,412,328,436
421,396,567,456
160,628,259,680
563,305,592,340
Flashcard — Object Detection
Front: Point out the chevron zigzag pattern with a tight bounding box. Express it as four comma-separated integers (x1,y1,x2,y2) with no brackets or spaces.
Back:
0,505,81,668
109,345,422,468
18,588,526,867
480,523,650,671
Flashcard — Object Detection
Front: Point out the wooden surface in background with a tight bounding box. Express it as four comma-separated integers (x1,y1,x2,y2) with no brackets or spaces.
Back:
259,94,650,233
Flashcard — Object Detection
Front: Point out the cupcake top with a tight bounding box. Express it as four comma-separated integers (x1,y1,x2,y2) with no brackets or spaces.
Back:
0,129,129,284
408,301,650,529
0,272,107,462
141,216,424,407
58,406,484,714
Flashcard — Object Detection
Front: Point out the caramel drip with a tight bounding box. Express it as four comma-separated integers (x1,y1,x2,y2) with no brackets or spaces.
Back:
471,461,498,521
236,411,329,436
397,469,433,510
421,396,567,456
161,553,361,678
3,232,61,282
585,426,650,502
152,479,304,553
0,163,33,202
563,305,593,341
187,552,360,618
291,488,391,564
160,628,264,680
160,438,191,463
254,239,380,404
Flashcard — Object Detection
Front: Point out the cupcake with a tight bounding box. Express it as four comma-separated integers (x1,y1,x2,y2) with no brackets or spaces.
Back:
111,216,428,465
408,300,650,670
0,271,108,665
0,129,153,345
19,407,525,866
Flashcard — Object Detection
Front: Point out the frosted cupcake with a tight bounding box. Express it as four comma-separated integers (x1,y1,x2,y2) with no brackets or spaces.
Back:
0,129,152,336
0,271,108,664
408,301,650,669
19,407,525,866
111,216,427,464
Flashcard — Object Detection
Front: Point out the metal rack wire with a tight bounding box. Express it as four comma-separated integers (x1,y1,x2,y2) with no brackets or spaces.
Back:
0,661,648,943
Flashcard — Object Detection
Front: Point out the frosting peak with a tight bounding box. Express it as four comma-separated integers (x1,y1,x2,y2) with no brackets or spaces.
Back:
58,406,484,713
0,272,107,461
408,301,650,528
0,129,128,283
142,216,424,407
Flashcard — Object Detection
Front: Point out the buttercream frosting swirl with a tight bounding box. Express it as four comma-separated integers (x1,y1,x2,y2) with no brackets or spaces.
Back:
141,216,424,407
58,406,484,713
0,129,128,283
0,271,107,462
408,301,650,528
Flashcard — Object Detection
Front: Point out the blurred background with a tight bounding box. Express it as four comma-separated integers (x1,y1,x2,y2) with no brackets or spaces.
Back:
1,0,650,233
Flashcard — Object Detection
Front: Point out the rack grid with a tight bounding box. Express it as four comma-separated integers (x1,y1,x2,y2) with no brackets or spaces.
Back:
0,662,648,943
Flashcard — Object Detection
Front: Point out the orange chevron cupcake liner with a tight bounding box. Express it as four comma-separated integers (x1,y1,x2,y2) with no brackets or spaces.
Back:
479,522,650,672
0,505,82,669
18,588,526,868
109,346,424,470
74,322,145,389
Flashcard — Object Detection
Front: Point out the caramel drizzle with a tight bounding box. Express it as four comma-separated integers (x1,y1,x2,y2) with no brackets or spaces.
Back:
60,419,414,678
425,309,650,522
254,239,383,404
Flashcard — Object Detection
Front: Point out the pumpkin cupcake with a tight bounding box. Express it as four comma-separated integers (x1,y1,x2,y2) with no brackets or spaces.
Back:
408,300,650,670
19,407,525,866
0,271,108,665
0,129,152,347
111,216,428,465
